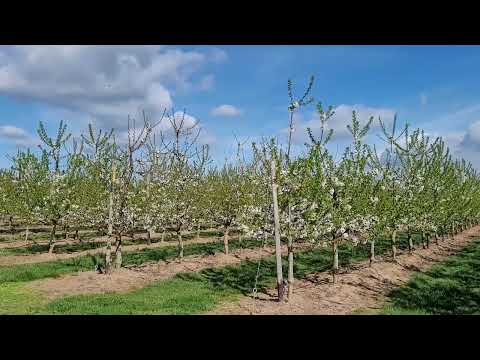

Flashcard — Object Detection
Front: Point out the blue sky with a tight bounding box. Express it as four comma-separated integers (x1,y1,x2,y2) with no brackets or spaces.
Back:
1,45,480,168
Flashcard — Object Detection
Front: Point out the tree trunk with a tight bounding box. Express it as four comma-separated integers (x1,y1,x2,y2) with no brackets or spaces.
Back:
422,232,427,249
196,224,201,240
426,232,430,248
407,230,414,253
108,191,113,237
287,206,294,301
147,229,152,245
177,231,184,259
75,229,80,242
263,230,268,249
9,215,14,236
64,225,68,240
287,239,294,300
114,235,122,269
48,223,57,254
223,226,230,255
25,226,29,245
271,160,284,302
369,240,375,266
105,237,112,274
435,232,439,245
161,230,166,243
332,240,339,283
391,229,397,260
108,161,115,237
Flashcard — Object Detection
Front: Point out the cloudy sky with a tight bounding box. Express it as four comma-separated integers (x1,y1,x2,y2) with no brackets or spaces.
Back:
0,45,480,168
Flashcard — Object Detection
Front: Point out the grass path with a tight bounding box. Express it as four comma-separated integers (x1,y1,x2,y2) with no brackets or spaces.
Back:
0,233,234,266
9,230,425,314
0,238,264,286
378,235,480,314
2,227,479,315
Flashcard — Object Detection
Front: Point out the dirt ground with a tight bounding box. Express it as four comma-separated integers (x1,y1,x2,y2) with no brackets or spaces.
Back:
26,245,281,300
211,226,480,315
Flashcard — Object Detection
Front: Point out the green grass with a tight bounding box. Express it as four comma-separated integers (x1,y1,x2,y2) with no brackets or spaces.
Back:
40,234,405,314
0,256,95,284
40,279,240,315
0,230,98,243
0,238,264,285
0,229,236,255
0,282,48,314
1,229,436,315
0,240,105,256
379,238,480,315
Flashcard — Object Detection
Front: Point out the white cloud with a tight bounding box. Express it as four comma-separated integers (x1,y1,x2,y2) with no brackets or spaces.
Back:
426,124,480,169
153,111,215,146
284,104,396,145
0,125,37,146
211,104,243,117
0,45,225,131
459,120,480,151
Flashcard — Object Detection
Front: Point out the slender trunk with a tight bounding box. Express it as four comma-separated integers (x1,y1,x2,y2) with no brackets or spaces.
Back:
108,161,115,237
435,232,439,245
287,205,294,301
25,226,29,245
271,160,284,302
131,227,135,241
332,240,339,283
48,223,57,254
422,232,427,249
263,229,268,249
147,229,152,245
9,215,14,236
223,226,230,255
369,240,375,266
426,232,430,248
196,224,201,240
64,225,68,240
105,237,112,274
146,171,152,246
287,238,294,300
114,235,122,269
407,230,414,254
108,191,113,236
391,229,397,260
161,230,166,243
177,230,184,259
75,229,80,242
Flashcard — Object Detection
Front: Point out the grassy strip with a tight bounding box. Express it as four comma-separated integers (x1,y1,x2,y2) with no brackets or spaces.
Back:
0,282,49,314
0,230,237,255
0,238,263,284
40,233,421,314
0,240,105,256
378,238,480,315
